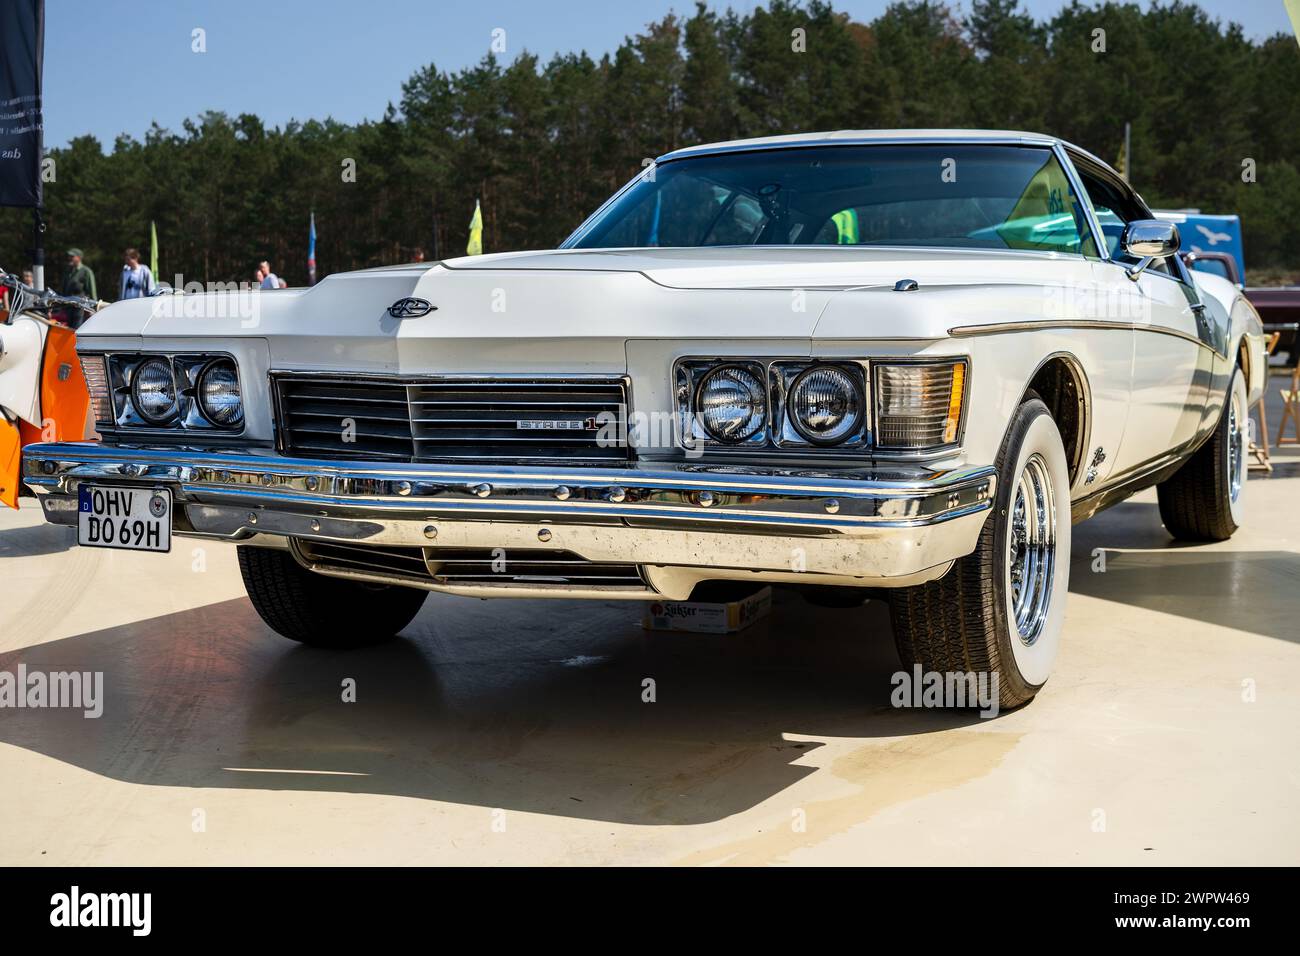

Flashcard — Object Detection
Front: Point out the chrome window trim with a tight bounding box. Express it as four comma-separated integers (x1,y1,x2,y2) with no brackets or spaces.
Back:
561,167,655,248
657,133,1063,164
1054,143,1110,263
1066,148,1191,288
566,140,1113,256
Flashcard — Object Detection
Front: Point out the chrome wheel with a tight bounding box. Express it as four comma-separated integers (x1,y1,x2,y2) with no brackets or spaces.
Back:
1007,452,1057,646
1227,389,1244,505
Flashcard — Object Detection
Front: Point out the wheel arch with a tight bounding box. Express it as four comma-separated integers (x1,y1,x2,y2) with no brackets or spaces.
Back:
1020,351,1091,488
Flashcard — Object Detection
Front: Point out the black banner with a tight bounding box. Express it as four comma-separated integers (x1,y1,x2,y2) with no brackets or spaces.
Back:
0,866,1285,940
0,0,44,208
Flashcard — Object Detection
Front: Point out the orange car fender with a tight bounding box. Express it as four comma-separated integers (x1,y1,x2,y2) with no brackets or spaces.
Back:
0,415,20,509
34,323,91,442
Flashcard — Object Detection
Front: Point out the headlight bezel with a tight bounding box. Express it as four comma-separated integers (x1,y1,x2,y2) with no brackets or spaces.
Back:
674,355,966,457
195,357,245,428
676,359,771,449
129,356,182,425
694,362,769,444
82,350,246,435
773,361,868,448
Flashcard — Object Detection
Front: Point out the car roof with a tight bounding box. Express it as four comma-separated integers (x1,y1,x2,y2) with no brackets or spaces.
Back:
657,129,1114,174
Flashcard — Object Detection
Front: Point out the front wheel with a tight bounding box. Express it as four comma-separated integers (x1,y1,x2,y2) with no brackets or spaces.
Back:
888,397,1072,710
1156,366,1247,542
237,545,429,648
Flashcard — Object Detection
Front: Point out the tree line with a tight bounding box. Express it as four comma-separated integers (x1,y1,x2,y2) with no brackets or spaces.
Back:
2,0,1298,295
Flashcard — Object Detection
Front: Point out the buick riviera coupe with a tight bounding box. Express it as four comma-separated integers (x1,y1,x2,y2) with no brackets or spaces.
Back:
22,131,1265,708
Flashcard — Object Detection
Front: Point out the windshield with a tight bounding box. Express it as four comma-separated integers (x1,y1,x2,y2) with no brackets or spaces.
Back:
566,144,1098,257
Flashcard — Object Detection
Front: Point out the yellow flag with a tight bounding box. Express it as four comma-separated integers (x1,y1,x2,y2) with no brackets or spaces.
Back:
1287,0,1300,47
466,199,483,256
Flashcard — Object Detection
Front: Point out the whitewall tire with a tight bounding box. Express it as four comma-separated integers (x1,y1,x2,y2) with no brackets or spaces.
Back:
888,396,1071,708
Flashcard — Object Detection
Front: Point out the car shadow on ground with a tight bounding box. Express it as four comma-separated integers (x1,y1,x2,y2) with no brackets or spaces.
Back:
0,591,1000,825
3,486,1292,824
0,516,76,559
1069,497,1298,643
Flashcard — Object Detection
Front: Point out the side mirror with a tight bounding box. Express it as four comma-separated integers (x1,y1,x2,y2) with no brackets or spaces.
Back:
1122,220,1180,280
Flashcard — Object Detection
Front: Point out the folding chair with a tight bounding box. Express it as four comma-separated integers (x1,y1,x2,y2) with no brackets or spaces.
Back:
1249,332,1279,471
1278,360,1300,447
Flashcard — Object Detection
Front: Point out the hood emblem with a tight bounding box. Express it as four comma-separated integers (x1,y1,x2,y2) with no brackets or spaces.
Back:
388,297,436,318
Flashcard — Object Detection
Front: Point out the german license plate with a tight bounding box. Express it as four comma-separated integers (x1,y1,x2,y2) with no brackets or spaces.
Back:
77,486,172,552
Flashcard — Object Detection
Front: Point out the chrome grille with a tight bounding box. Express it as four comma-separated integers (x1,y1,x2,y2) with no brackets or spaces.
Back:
408,380,627,462
278,379,414,460
293,541,647,592
426,548,645,588
275,375,629,463
294,540,429,582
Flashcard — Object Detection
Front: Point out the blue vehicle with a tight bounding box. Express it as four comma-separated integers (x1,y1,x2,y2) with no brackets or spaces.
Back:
1154,210,1246,281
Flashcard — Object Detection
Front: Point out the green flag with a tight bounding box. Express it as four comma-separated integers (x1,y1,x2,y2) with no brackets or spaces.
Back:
150,220,159,281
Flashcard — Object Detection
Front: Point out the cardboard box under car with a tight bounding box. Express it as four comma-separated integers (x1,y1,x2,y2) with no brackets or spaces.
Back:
642,585,772,634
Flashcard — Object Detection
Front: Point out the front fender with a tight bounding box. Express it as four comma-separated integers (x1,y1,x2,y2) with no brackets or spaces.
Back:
1230,295,1267,405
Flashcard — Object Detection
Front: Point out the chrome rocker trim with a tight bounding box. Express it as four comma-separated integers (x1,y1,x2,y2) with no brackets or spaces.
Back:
23,443,996,600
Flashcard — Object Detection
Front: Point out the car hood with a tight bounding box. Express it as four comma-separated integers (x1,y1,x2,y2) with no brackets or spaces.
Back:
78,246,1098,375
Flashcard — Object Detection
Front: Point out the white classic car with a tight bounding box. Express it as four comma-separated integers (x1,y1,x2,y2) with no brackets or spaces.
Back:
23,130,1265,708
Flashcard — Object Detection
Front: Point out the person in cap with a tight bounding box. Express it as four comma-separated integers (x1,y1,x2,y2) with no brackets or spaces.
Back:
61,249,98,329
63,249,96,300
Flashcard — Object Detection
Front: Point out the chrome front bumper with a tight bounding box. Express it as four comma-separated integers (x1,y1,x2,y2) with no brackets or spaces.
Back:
22,443,996,599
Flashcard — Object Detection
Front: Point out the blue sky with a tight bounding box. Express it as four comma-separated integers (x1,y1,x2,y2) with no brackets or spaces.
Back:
43,0,1295,148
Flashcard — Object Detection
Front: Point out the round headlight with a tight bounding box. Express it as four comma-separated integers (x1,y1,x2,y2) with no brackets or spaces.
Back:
788,365,863,445
130,357,179,425
696,364,767,443
197,359,244,428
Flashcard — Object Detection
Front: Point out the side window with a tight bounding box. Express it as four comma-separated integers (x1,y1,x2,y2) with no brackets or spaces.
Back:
811,151,1098,256
1077,168,1171,276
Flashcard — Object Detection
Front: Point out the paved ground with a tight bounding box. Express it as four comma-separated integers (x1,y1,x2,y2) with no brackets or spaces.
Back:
1,385,1297,866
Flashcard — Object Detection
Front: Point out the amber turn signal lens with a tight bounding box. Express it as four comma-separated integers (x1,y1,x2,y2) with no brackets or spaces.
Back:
79,354,113,425
945,361,965,444
873,360,967,450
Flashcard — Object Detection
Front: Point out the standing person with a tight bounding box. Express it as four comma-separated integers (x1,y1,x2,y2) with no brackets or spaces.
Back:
3,269,36,317
411,247,425,263
259,260,280,290
63,249,96,300
119,248,155,300
62,249,98,328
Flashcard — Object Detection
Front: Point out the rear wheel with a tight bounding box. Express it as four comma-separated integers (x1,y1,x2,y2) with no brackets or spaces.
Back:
887,397,1072,709
237,545,428,648
1156,366,1247,542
